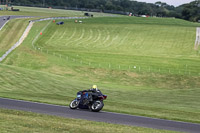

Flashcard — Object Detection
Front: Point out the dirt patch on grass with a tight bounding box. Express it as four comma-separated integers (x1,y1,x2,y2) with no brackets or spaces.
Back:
19,46,38,55
79,67,108,77
43,66,76,76
124,71,139,78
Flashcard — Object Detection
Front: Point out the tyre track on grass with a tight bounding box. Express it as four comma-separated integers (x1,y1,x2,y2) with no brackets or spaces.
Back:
91,29,102,48
64,28,85,47
76,29,93,47
64,27,77,43
102,29,110,45
84,28,99,48
0,98,200,133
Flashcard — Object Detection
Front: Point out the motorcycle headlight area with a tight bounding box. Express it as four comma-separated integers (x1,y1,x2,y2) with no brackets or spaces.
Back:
77,94,81,99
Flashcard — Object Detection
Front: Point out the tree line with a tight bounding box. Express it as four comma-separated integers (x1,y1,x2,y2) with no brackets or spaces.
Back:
3,0,200,22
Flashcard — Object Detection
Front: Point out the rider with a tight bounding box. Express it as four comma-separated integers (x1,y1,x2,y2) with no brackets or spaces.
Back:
81,85,102,103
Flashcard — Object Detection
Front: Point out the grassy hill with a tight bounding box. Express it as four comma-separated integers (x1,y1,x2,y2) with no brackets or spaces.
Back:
0,6,116,17
0,18,29,57
0,63,200,123
1,7,200,124
6,17,200,75
33,17,200,75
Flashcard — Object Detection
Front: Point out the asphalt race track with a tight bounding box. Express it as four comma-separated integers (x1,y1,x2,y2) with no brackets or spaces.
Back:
0,98,200,133
0,15,32,30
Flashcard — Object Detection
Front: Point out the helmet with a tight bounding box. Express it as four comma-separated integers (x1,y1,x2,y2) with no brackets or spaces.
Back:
92,85,97,89
92,85,98,91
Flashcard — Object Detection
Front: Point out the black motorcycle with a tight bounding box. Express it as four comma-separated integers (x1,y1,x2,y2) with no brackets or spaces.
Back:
69,91,107,112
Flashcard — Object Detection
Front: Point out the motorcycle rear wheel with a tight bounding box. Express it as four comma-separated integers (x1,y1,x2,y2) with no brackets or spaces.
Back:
91,100,104,112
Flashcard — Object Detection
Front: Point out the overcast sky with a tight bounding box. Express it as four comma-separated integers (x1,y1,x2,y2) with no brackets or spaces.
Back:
136,0,194,6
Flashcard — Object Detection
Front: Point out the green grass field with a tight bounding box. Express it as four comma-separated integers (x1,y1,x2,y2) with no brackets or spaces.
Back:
32,17,200,75
1,63,200,123
0,18,29,57
0,5,116,17
0,109,178,133
1,6,200,126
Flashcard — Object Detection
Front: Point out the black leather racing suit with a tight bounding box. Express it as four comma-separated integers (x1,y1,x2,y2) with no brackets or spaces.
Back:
81,89,102,102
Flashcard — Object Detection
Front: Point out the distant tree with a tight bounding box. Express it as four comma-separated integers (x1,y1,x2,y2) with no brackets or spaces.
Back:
182,0,200,22
161,2,167,7
105,0,115,10
155,1,162,7
8,0,200,22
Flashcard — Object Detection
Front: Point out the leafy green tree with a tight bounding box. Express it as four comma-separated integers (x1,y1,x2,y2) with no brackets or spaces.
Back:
182,0,200,22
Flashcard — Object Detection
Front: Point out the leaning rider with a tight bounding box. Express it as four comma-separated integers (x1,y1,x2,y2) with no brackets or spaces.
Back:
81,85,102,102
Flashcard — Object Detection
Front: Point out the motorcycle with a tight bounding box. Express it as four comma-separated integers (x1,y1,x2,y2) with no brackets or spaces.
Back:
69,91,107,112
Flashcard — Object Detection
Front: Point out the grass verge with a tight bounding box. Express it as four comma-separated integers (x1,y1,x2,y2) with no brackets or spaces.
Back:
0,108,179,133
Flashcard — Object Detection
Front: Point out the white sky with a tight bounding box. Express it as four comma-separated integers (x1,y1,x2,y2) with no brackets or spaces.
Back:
136,0,194,6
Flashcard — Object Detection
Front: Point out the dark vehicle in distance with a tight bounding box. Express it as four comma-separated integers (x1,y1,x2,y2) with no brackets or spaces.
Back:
84,12,93,17
56,21,64,25
11,7,20,11
3,16,10,20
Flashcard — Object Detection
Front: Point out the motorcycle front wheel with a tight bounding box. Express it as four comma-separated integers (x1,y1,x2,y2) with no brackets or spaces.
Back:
69,100,79,109
91,100,104,112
